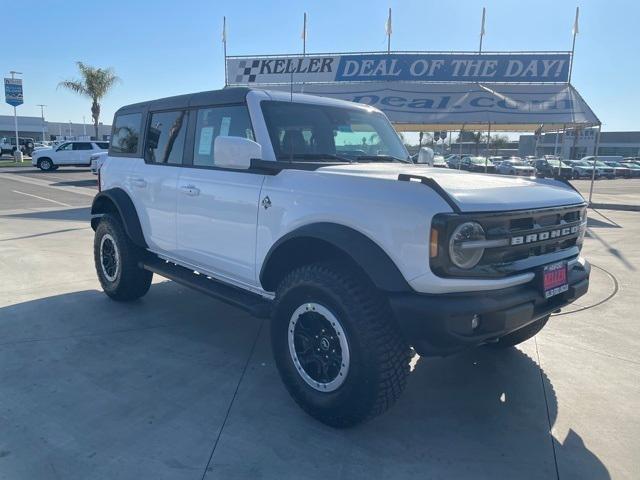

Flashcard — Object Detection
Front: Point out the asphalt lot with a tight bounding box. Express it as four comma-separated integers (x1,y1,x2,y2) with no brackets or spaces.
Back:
0,168,638,479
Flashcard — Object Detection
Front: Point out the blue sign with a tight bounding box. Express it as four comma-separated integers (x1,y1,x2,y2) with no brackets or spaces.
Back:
335,53,570,83
5,78,24,107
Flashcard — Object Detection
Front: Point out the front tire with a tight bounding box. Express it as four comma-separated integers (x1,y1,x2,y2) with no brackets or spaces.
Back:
94,214,152,301
38,158,54,171
271,263,411,428
488,315,550,349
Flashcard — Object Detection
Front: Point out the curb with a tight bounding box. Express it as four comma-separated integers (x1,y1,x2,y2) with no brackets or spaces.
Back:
589,203,640,212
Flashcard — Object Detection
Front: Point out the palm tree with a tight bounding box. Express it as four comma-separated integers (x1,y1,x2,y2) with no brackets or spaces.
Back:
58,62,120,140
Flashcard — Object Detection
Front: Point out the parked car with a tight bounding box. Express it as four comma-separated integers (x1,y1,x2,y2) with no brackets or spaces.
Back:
532,159,573,179
31,140,109,171
565,160,599,179
602,161,632,178
0,136,35,156
91,87,589,427
583,160,615,179
496,159,536,176
445,154,462,168
620,162,640,177
432,155,448,168
460,156,496,173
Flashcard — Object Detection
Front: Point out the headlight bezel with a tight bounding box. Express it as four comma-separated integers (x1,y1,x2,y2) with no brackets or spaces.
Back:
448,221,487,270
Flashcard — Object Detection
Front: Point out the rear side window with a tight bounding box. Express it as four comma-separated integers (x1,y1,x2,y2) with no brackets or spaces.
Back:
192,106,254,167
145,110,187,165
110,113,142,155
73,142,93,150
95,142,109,149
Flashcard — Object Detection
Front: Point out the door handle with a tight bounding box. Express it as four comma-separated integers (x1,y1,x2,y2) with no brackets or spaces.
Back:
180,185,200,196
131,177,147,188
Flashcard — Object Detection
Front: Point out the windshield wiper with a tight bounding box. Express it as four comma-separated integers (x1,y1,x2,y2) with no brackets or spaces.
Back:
354,155,411,164
277,153,352,163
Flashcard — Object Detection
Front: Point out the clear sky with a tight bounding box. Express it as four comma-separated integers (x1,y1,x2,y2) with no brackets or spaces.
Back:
3,0,639,132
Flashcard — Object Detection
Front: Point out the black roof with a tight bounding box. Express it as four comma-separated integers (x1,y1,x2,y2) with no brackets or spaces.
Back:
115,87,251,115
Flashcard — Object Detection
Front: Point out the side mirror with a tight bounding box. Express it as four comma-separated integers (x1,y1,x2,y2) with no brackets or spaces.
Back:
214,136,261,170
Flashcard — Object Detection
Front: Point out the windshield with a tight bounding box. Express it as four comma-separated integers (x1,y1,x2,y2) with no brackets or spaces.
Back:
507,160,527,166
547,160,570,167
261,101,409,163
573,161,590,167
605,161,624,167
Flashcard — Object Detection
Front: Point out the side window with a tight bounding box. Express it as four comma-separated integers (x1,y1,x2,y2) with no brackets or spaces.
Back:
111,113,141,155
57,143,72,151
73,142,93,150
192,105,254,167
95,142,109,149
145,110,187,165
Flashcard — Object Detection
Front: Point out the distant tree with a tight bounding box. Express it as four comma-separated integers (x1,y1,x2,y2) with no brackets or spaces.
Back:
490,134,509,154
58,62,120,140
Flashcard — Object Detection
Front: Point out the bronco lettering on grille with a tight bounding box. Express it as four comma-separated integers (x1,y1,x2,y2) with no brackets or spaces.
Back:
510,225,579,246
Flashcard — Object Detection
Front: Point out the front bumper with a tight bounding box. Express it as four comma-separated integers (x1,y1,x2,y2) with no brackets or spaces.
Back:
388,258,590,356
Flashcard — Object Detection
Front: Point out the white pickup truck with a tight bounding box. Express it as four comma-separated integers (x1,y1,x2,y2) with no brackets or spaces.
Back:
91,88,590,427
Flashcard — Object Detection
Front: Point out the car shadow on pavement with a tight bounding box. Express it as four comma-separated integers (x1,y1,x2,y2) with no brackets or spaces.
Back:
50,179,97,188
0,207,90,222
0,283,611,480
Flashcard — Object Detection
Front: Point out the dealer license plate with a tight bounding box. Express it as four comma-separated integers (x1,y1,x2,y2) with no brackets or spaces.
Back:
542,261,569,299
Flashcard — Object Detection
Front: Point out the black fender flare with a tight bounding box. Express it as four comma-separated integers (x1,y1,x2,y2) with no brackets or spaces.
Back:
90,188,147,248
260,222,411,292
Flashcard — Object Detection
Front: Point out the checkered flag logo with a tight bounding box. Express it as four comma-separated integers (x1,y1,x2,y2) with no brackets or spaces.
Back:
235,60,260,83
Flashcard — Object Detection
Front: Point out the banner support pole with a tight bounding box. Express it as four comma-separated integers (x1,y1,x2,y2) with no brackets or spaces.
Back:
222,16,228,87
588,124,601,205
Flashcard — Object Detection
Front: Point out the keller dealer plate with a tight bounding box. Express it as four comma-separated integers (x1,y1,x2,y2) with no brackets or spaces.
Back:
541,261,569,299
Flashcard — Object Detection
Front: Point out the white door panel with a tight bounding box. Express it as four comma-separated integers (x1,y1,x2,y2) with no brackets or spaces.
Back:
176,168,264,286
131,162,180,253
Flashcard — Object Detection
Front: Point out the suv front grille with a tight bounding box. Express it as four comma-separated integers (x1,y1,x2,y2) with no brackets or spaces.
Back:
431,203,587,278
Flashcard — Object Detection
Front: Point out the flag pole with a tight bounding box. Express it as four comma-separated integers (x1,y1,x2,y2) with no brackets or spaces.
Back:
302,12,307,56
222,16,228,86
569,6,579,84
386,8,392,54
479,7,486,53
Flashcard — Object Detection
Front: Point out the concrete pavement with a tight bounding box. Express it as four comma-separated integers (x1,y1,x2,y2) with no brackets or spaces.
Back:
0,169,638,479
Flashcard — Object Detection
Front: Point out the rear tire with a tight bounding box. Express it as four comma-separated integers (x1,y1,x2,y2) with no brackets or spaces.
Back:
94,214,152,301
271,263,411,428
488,315,550,349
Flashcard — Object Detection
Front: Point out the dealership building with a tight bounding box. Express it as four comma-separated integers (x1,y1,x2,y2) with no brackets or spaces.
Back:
0,114,111,141
518,129,640,159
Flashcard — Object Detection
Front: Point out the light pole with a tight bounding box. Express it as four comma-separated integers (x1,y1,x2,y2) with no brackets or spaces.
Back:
68,121,72,137
82,116,87,136
37,104,46,142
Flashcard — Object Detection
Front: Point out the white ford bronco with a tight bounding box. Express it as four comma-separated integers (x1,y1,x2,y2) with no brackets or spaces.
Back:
91,88,590,427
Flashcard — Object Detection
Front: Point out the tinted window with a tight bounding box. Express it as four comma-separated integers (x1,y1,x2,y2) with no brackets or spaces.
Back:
73,142,93,150
192,106,254,167
95,142,109,149
145,110,187,165
111,113,142,154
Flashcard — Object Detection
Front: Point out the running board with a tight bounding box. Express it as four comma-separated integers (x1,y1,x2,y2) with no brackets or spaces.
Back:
140,257,272,318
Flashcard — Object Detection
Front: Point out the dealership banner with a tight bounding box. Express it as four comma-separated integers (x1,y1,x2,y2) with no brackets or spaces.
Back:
4,78,24,107
226,52,571,85
267,82,598,127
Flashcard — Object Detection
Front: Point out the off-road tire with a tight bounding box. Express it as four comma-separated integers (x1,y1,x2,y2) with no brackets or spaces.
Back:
94,214,152,301
488,315,550,349
271,262,411,428
37,158,54,171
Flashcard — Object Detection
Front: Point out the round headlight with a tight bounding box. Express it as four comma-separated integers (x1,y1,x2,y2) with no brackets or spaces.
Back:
449,222,486,269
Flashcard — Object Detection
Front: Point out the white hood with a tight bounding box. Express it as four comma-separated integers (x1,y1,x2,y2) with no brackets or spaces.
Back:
317,163,584,212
